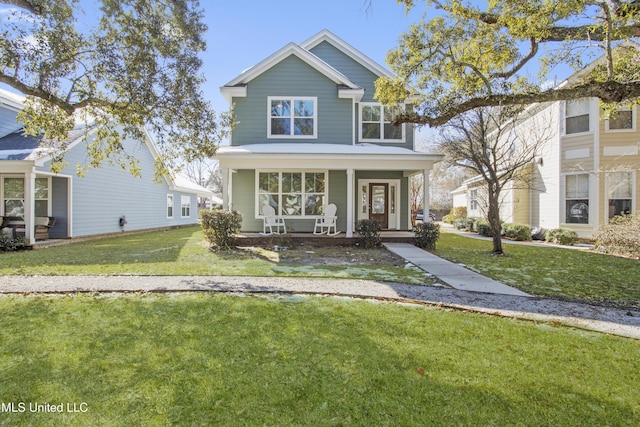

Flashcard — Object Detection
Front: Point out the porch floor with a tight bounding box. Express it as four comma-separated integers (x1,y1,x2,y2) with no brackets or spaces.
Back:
236,231,416,247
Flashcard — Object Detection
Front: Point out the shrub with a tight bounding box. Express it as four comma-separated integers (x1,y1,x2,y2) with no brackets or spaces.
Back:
453,218,467,230
442,214,453,224
451,206,467,221
414,222,440,250
475,218,493,237
355,219,382,248
502,223,531,241
593,214,640,259
200,209,242,250
0,234,26,252
466,217,477,232
545,228,578,246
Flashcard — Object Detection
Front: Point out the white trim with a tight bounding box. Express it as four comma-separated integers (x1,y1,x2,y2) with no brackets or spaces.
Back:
220,85,247,104
358,102,405,143
267,96,318,139
603,145,639,156
299,30,393,78
604,105,636,132
180,195,191,218
565,148,590,160
562,98,593,137
562,172,592,225
224,43,359,89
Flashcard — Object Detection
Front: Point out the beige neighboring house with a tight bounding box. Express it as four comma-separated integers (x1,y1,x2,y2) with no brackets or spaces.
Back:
452,60,639,238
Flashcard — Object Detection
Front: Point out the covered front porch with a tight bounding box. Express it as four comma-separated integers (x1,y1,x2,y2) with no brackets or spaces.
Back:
216,143,444,238
1,164,72,244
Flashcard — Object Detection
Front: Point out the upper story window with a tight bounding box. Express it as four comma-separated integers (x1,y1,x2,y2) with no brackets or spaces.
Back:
565,98,590,135
268,97,317,138
359,103,404,142
605,105,635,131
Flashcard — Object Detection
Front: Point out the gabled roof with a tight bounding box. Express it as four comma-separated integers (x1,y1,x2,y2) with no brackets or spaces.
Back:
220,30,379,104
300,29,393,78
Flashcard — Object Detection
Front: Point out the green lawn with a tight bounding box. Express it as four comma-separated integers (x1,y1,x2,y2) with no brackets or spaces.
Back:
435,232,640,309
0,293,638,426
0,226,424,284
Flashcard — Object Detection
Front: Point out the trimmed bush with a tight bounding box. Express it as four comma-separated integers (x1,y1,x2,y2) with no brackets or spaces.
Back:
453,218,467,230
414,222,440,249
502,223,531,241
355,219,382,248
475,218,493,237
545,228,578,246
451,206,467,220
442,214,453,224
200,209,242,250
593,214,640,259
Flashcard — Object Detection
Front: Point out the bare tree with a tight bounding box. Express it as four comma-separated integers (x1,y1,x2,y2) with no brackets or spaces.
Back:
438,105,553,254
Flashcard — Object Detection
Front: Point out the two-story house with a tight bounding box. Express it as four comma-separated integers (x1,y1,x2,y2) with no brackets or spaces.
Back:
452,80,639,239
0,88,212,244
216,30,443,237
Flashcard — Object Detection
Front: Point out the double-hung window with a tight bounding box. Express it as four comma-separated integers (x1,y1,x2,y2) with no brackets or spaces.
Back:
2,177,24,217
606,106,635,131
565,174,589,224
167,194,174,218
565,99,590,134
268,97,317,138
34,177,49,217
469,189,479,211
181,196,191,218
258,171,326,217
607,171,633,220
359,103,404,142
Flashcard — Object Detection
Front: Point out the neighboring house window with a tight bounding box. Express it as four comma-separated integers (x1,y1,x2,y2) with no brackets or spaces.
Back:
181,195,191,218
2,177,24,217
565,174,589,224
268,97,317,138
469,189,479,211
606,106,635,131
34,177,49,217
607,171,633,220
359,103,404,142
167,194,174,218
257,171,326,217
565,99,590,134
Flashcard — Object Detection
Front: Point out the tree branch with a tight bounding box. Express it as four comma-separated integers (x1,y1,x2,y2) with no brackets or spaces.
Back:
0,0,44,15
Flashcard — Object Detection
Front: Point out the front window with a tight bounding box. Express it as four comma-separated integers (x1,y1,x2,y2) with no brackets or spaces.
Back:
470,189,479,211
258,171,326,217
268,97,317,138
606,106,635,131
34,177,49,217
565,174,589,224
359,103,404,142
565,99,590,134
3,177,25,217
181,196,191,218
607,172,633,220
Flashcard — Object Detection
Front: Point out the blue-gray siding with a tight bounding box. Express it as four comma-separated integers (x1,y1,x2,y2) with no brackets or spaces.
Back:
39,132,199,237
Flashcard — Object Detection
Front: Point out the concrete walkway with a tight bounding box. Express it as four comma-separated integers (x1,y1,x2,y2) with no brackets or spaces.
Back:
383,242,531,297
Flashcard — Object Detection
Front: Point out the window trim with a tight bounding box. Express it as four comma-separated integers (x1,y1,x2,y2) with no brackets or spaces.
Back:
605,170,635,223
358,102,406,143
563,172,590,224
267,96,318,139
255,170,328,219
564,98,591,136
605,105,636,132
180,195,191,218
167,194,174,219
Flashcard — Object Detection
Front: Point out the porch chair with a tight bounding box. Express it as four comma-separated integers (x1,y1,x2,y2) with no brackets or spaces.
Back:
261,205,286,235
313,203,339,235
34,216,56,240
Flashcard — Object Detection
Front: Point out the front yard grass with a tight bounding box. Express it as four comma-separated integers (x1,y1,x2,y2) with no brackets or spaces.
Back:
0,226,425,284
1,293,638,426
436,232,640,309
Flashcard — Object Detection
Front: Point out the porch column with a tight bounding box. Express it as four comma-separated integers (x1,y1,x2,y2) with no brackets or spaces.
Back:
346,168,354,237
222,167,231,210
423,169,430,222
24,169,35,245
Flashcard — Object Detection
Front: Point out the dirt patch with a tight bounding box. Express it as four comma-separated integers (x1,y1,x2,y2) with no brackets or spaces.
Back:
239,245,407,267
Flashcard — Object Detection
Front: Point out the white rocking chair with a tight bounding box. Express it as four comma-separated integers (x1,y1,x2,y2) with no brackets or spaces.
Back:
261,204,286,235
313,203,339,235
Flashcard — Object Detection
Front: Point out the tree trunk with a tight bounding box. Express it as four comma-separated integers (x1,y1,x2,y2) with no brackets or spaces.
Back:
487,184,503,255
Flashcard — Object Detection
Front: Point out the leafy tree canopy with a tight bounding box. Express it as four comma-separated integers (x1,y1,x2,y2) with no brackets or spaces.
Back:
376,0,640,127
0,0,230,177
